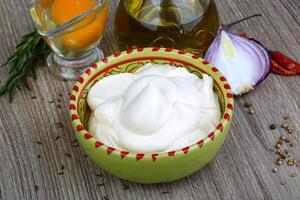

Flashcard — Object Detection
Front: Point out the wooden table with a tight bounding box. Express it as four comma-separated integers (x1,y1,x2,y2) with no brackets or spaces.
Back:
1,0,300,199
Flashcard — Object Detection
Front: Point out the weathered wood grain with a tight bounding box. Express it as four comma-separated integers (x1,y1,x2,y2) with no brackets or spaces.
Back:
0,0,300,200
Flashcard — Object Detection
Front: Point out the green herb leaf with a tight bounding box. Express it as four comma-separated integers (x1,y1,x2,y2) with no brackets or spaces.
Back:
0,30,50,102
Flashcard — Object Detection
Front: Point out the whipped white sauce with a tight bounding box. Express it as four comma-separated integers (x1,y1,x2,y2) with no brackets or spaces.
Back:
87,64,221,153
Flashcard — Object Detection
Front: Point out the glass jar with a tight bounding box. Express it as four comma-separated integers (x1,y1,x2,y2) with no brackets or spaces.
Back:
115,0,219,56
30,0,109,80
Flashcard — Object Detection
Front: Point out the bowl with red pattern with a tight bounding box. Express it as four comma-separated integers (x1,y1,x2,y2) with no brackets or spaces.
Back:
69,47,234,184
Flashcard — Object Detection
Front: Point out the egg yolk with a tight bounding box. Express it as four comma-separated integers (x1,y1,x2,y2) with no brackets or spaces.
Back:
50,0,109,50
51,0,96,24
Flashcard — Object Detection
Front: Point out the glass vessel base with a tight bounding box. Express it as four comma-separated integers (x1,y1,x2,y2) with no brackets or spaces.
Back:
47,48,104,80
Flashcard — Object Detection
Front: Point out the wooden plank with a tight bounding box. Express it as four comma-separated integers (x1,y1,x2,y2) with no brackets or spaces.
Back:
0,0,299,200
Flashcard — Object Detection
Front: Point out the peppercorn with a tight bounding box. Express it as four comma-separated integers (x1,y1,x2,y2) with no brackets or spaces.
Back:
287,127,294,134
245,102,252,108
249,109,255,115
272,168,278,173
276,159,283,165
269,124,276,130
285,138,291,143
280,154,287,159
280,180,288,186
275,149,281,154
289,173,297,177
275,144,281,149
277,140,284,145
283,115,290,120
287,159,295,166
279,136,286,141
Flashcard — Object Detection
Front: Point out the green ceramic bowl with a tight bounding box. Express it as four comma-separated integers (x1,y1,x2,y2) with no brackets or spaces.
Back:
69,48,234,184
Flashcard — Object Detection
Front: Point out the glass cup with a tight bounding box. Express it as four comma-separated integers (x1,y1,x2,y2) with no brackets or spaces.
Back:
30,0,109,80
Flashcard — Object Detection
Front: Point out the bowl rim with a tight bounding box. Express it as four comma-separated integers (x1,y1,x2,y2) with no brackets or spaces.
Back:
69,47,234,161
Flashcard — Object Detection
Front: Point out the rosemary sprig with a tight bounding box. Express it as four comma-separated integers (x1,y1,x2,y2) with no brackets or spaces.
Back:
0,30,50,102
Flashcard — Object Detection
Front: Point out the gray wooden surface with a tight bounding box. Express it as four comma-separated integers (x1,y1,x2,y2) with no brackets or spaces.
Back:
0,0,300,200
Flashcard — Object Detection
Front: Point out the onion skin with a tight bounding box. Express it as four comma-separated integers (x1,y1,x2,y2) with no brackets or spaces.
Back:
204,27,271,95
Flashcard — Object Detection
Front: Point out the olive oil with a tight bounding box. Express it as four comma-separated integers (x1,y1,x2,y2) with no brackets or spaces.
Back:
115,0,219,56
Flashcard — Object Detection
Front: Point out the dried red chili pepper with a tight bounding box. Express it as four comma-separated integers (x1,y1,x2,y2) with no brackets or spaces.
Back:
271,51,300,74
240,32,248,38
271,60,297,76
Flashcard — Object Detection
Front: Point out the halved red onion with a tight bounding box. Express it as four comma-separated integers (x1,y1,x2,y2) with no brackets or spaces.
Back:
204,27,270,95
